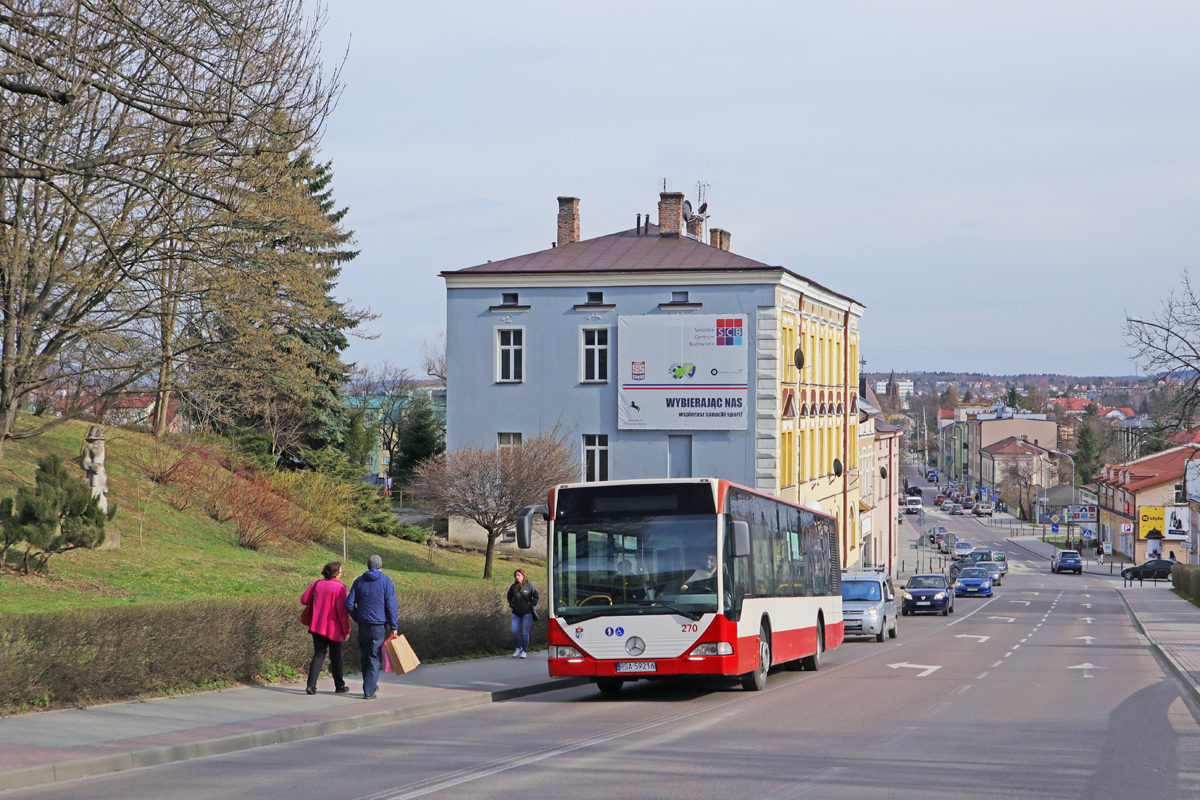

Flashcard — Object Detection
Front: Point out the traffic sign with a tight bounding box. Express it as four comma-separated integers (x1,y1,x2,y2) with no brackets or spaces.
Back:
1051,522,1060,533
1051,515,1060,524
1121,523,1134,534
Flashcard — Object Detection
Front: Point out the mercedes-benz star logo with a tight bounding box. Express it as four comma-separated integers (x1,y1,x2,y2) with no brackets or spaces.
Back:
625,636,645,656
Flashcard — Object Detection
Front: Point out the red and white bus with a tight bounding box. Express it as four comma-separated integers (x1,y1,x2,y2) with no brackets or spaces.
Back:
516,478,843,694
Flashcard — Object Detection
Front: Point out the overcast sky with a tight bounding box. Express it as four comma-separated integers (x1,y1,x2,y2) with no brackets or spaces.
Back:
318,2,1200,378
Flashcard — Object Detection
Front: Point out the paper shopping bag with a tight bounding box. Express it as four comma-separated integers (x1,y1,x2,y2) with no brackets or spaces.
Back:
380,635,394,673
384,634,421,675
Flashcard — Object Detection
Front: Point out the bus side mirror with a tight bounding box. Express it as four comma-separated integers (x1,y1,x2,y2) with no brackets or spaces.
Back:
515,505,548,549
730,521,750,558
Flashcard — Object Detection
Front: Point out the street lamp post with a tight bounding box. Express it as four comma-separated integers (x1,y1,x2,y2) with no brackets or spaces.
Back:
1049,449,1077,547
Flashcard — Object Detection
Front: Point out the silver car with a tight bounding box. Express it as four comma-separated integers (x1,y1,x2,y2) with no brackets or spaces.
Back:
992,551,1009,575
953,541,974,560
976,560,1003,586
841,571,899,642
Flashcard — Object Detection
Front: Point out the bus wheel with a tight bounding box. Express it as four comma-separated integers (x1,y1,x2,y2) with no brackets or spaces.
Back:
741,627,771,691
801,626,823,671
596,678,623,694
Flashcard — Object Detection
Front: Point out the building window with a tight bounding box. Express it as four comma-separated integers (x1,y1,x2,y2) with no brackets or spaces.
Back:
583,434,609,481
586,291,604,305
781,429,796,488
497,327,524,382
672,291,689,303
501,292,519,306
581,327,609,383
498,432,522,448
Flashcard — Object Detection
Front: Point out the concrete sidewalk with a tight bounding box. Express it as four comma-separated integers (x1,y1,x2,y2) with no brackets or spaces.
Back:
1006,534,1200,701
0,651,585,792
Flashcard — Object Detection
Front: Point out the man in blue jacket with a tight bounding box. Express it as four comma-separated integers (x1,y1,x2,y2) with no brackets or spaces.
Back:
346,555,399,699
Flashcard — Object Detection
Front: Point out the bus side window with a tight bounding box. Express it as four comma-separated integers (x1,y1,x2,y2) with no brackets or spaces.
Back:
723,514,746,619
750,498,775,596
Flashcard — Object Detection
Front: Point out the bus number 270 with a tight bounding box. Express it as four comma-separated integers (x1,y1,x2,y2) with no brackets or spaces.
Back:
681,623,699,633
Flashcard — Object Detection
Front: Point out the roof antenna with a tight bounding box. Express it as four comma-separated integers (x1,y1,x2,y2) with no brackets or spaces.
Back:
636,213,641,235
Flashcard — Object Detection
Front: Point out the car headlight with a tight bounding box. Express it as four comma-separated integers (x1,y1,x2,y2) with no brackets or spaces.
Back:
864,606,880,616
983,581,991,587
902,591,912,600
552,645,582,658
689,642,734,656
933,592,945,600
955,581,964,587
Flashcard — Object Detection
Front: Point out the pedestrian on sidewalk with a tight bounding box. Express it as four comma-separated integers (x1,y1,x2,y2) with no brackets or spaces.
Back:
507,569,539,659
346,555,398,699
301,561,352,695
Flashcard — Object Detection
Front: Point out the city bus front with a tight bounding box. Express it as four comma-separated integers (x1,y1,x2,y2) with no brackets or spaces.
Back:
518,480,751,689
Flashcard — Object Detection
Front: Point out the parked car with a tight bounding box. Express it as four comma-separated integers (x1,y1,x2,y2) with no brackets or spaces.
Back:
973,501,994,517
906,486,924,497
976,560,1003,586
949,503,965,515
934,495,947,506
953,540,974,560
1051,549,1083,574
841,570,900,641
902,574,954,616
961,497,976,510
954,566,993,597
1121,559,1176,581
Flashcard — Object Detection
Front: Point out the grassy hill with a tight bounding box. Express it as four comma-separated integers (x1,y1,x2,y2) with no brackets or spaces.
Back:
0,416,543,612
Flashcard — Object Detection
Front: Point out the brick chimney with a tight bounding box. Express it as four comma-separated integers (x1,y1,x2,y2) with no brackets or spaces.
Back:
686,216,704,239
658,192,684,237
557,196,580,246
710,228,731,251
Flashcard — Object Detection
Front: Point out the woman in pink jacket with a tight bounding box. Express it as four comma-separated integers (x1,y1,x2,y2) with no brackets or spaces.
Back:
301,561,352,695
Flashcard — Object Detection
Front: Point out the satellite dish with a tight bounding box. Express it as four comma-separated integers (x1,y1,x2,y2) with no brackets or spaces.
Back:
697,202,708,216
682,200,693,220
880,466,888,480
833,458,844,477
794,348,804,370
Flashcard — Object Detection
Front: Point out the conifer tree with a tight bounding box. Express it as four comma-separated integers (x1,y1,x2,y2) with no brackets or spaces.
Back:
0,456,113,573
393,394,445,483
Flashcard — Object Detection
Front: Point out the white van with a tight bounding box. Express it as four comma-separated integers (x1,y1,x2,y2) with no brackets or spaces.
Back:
904,496,922,515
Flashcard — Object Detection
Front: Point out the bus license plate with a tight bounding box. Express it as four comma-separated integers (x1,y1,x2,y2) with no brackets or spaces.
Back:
616,661,656,673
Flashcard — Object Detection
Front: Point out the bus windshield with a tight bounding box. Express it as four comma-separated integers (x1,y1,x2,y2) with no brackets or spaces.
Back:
553,515,719,621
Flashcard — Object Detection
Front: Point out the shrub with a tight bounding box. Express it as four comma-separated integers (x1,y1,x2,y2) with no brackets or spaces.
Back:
0,587,547,711
1173,563,1200,603
269,470,353,543
393,522,432,543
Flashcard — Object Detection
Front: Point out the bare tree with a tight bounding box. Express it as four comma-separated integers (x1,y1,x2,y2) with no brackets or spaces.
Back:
420,332,447,384
344,361,418,470
413,430,579,578
1000,462,1038,521
1126,270,1200,432
0,1,342,463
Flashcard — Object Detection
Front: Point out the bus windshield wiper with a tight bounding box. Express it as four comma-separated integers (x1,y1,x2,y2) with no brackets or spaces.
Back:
640,601,702,621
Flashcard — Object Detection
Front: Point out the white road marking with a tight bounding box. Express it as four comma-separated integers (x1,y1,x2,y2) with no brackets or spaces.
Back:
1010,600,1031,605
889,662,943,677
1068,663,1102,678
751,766,850,799
1082,603,1094,609
1080,617,1096,624
976,672,989,679
1076,636,1097,644
953,684,973,695
992,661,1004,667
955,634,991,643
988,616,1016,622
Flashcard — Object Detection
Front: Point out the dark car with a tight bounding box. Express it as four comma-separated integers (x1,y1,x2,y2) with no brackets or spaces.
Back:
902,574,954,616
1122,558,1176,581
906,486,924,497
961,497,976,510
1051,549,1083,574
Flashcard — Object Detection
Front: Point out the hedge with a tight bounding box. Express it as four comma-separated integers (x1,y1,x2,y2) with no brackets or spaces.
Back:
0,587,546,712
1172,563,1200,605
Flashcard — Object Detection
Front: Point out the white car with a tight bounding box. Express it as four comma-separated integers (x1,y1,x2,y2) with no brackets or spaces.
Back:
953,541,974,560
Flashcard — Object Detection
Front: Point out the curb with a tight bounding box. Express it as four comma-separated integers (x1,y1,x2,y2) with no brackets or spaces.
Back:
1002,537,1130,578
1115,589,1200,704
0,677,589,793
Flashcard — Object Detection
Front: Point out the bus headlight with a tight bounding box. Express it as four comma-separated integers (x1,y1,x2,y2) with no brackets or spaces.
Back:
689,642,734,656
552,646,582,658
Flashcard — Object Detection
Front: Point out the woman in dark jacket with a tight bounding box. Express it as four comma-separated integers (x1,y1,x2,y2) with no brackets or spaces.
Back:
506,569,539,659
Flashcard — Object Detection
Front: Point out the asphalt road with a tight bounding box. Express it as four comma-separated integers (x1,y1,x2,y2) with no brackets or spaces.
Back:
11,490,1200,799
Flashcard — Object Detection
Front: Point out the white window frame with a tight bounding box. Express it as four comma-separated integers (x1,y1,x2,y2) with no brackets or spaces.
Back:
495,325,526,383
583,434,609,482
579,325,611,384
497,432,522,449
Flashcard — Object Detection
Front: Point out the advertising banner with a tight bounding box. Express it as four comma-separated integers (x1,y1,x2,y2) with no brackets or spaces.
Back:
1187,459,1200,504
617,315,749,431
1165,506,1189,541
1138,506,1164,540
1067,505,1098,523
